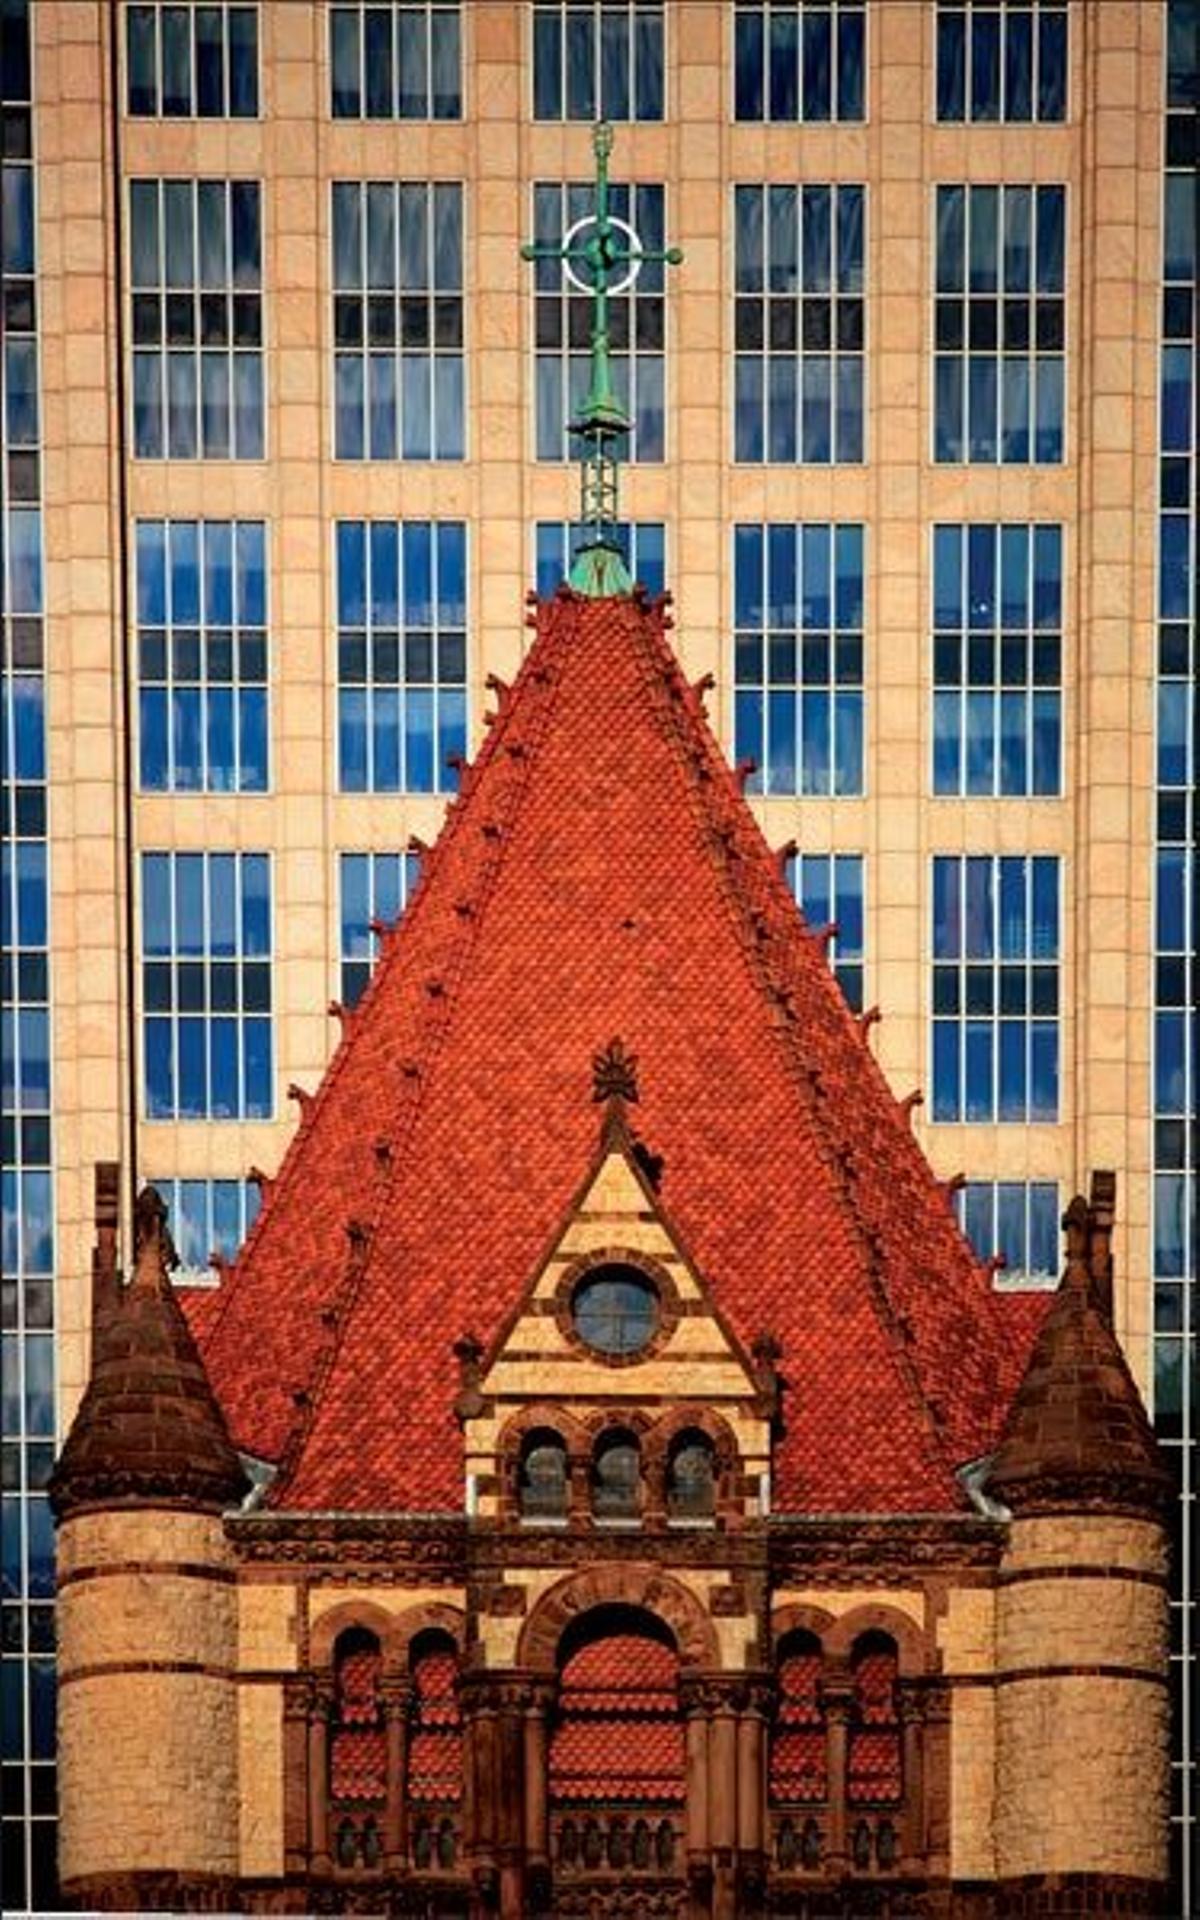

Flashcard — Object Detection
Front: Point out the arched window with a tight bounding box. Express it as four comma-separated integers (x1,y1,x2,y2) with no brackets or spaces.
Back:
771,1631,827,1808
591,1428,642,1519
328,1627,386,1872
518,1428,569,1518
549,1604,685,1877
406,1628,463,1865
847,1632,902,1805
666,1429,716,1518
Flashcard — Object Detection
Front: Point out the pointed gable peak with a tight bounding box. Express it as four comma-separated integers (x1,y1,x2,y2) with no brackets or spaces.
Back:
51,1183,248,1520
988,1174,1169,1519
202,591,1034,1515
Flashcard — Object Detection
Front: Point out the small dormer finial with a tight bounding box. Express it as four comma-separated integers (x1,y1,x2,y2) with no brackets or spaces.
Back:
592,1036,639,1105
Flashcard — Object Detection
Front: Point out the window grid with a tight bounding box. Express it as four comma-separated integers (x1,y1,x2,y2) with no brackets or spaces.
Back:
785,852,865,1013
332,181,465,461
330,3,461,120
1156,15,1197,1903
935,0,1067,123
534,521,665,599
934,183,1065,465
734,184,865,464
954,1181,1059,1288
147,1177,262,1281
0,4,57,1904
141,851,273,1121
733,1,865,123
1,117,38,508
931,855,1060,1124
733,523,864,797
932,524,1062,797
130,177,264,459
534,181,666,463
532,3,664,121
339,852,420,1008
125,3,259,117
336,521,468,795
136,520,268,793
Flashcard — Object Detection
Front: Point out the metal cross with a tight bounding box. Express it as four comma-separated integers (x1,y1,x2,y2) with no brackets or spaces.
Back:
521,122,683,595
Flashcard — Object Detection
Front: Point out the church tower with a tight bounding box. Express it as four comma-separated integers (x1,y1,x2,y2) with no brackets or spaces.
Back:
49,121,1171,1920
49,1175,247,1910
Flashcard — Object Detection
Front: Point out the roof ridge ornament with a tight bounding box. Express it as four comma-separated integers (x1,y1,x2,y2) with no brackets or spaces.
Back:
592,1035,639,1106
521,122,683,597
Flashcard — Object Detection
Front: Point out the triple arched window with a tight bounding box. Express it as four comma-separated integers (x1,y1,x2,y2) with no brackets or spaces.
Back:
514,1420,720,1522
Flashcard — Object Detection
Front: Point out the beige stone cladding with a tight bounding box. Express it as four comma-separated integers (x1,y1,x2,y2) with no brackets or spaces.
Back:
56,1508,239,1884
994,1513,1170,1881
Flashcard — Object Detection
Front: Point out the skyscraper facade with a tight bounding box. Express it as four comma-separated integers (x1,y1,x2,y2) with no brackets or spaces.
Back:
0,0,1195,1909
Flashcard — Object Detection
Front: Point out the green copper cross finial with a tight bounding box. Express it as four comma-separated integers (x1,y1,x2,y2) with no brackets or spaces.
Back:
522,122,683,596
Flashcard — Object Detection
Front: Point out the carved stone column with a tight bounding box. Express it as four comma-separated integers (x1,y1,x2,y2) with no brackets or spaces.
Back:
822,1669,853,1876
494,1681,528,1920
681,1679,712,1918
380,1676,412,1872
460,1674,499,1907
920,1678,952,1880
523,1680,553,1886
307,1678,333,1876
899,1682,925,1873
708,1685,739,1920
736,1678,769,1907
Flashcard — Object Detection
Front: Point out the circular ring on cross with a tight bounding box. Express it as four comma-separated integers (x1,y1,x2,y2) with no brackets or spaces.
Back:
561,214,644,295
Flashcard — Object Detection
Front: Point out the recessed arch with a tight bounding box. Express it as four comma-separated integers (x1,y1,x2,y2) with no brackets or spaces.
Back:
824,1603,928,1675
517,1562,721,1673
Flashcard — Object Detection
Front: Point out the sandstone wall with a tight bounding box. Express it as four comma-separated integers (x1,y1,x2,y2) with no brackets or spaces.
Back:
994,1514,1169,1881
57,1508,239,1885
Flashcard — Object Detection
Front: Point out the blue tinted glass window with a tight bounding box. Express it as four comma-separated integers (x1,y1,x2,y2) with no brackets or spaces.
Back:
734,2,865,122
733,524,863,796
130,178,263,458
533,4,662,120
136,520,268,791
956,1181,1059,1285
338,851,421,1006
936,2,1067,122
784,852,866,1012
935,184,1065,465
329,4,461,118
147,1176,262,1278
336,520,467,792
931,524,1061,796
735,185,865,464
333,182,464,459
140,851,273,1119
931,855,1060,1122
534,521,665,598
126,5,259,116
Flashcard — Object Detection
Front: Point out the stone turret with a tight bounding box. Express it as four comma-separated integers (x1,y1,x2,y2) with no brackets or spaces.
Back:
50,1171,248,1911
989,1174,1171,1916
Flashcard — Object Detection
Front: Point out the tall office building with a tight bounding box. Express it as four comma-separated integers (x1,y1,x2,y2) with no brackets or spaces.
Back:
0,0,1194,1908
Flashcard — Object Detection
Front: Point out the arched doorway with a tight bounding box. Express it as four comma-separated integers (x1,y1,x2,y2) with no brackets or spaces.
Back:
548,1603,686,1893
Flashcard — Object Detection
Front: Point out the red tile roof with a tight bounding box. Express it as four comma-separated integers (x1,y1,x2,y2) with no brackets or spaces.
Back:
190,591,1045,1514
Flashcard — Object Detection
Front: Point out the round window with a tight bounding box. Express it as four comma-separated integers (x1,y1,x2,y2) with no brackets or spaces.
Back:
572,1264,660,1357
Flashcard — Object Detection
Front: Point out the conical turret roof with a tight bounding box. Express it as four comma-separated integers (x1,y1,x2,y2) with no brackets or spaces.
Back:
189,590,1048,1515
988,1184,1169,1516
51,1187,248,1518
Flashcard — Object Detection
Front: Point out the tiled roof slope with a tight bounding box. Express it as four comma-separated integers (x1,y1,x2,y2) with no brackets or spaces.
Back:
193,591,1043,1513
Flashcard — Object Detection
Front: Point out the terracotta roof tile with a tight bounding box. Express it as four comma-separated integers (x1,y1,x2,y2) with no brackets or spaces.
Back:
988,1191,1168,1514
191,593,1043,1515
52,1188,247,1518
